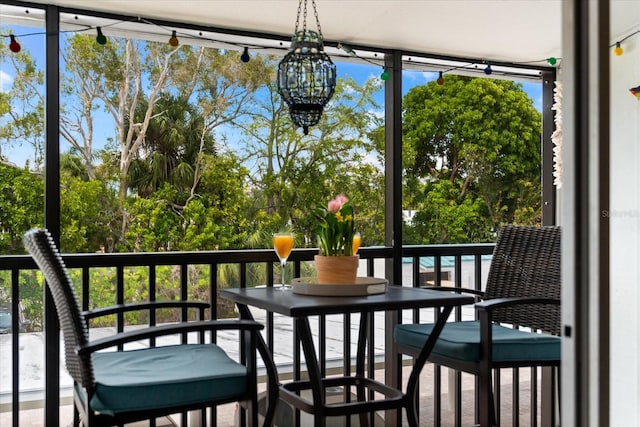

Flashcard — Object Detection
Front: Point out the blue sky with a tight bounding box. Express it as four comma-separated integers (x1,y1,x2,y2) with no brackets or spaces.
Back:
1,25,542,168
336,59,542,111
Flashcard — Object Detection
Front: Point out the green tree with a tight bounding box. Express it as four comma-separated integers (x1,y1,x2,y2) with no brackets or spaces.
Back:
127,94,214,201
180,153,252,251
61,35,271,248
402,75,542,243
122,153,251,252
0,31,45,170
0,164,44,253
60,174,120,253
62,35,180,194
0,164,44,330
238,74,385,246
404,179,493,243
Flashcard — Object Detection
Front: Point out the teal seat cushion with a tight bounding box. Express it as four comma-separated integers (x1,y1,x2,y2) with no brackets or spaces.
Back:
395,320,560,363
89,343,248,416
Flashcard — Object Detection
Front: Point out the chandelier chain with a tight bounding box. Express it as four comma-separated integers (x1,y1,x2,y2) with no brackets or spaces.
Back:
294,0,302,33
303,0,307,33
293,0,323,37
311,0,323,37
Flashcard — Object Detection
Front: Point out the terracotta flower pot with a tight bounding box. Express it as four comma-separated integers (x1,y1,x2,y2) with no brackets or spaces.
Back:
314,255,359,284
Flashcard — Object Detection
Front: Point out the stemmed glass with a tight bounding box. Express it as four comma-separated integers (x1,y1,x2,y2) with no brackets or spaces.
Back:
273,232,294,290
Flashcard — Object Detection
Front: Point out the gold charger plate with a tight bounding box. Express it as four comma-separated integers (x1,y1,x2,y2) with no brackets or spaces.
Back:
291,277,388,296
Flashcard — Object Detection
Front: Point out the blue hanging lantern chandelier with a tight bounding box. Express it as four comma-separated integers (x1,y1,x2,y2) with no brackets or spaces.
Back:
277,0,337,135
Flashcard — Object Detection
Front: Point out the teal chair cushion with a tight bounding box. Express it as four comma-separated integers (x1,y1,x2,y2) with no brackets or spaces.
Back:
394,320,560,363
89,343,248,416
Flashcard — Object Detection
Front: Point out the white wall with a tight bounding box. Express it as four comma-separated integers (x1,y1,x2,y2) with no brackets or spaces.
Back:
609,21,640,427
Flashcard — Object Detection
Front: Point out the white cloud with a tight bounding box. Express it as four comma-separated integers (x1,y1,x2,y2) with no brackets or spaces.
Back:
370,108,384,120
0,70,13,92
421,71,438,82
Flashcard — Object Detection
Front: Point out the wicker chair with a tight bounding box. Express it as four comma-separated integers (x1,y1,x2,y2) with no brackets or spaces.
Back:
24,228,265,427
395,225,561,427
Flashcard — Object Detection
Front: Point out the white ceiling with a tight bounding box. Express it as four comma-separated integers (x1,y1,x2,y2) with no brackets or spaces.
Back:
11,1,640,69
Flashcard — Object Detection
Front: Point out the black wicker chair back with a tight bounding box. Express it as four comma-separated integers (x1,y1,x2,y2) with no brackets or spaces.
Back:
484,224,561,335
23,228,94,388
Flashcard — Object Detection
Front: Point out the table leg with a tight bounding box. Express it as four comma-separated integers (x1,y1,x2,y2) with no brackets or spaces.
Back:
294,316,327,427
355,311,370,377
236,303,280,427
297,312,375,427
356,311,371,427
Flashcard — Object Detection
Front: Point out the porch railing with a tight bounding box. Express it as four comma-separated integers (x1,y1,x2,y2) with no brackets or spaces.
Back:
0,243,513,426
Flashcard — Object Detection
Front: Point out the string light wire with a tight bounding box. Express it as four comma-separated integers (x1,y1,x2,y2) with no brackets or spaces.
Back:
610,29,640,56
3,12,562,80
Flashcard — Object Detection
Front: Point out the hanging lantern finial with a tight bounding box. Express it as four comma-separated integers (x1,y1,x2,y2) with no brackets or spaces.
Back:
277,0,337,135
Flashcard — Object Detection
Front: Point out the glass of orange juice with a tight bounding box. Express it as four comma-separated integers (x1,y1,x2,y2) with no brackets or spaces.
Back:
352,232,361,255
273,232,294,289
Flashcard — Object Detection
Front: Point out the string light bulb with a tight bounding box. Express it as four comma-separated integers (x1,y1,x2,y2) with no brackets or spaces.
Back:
484,64,492,75
614,42,623,56
95,27,107,45
240,47,250,63
339,43,354,55
168,30,179,47
8,35,21,53
547,57,557,66
380,68,389,81
436,71,444,85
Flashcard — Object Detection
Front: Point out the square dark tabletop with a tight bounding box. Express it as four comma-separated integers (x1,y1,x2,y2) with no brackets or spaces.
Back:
221,285,474,317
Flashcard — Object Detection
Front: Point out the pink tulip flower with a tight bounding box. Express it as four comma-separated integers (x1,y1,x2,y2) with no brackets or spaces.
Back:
328,194,349,213
335,194,349,205
327,199,342,213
